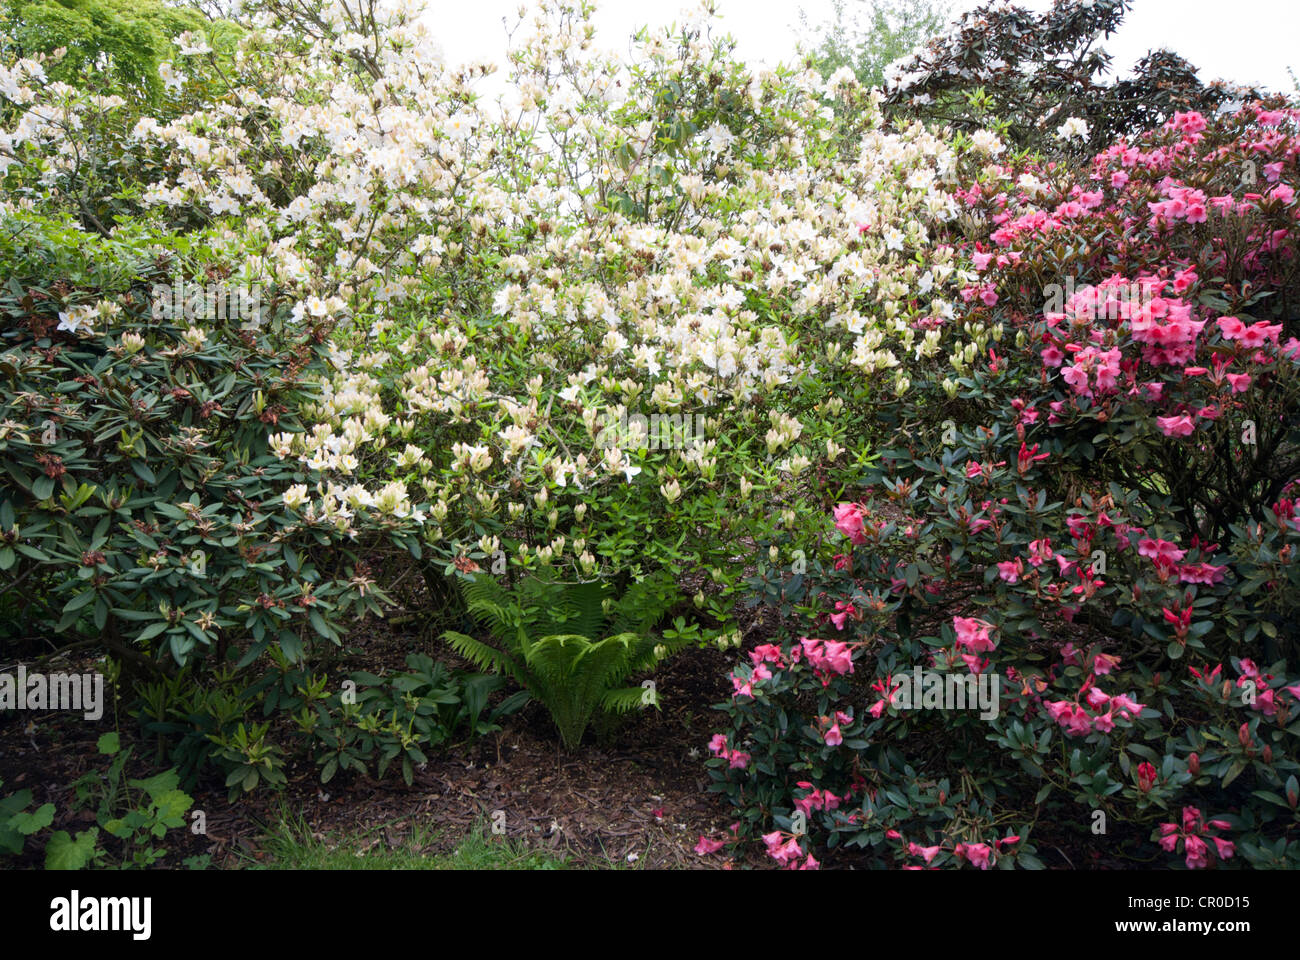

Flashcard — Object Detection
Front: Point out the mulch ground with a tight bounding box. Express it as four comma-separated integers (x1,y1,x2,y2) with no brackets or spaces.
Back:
0,611,761,870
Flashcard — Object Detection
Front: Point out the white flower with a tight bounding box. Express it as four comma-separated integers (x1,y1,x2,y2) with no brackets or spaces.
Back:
1056,117,1090,142
208,192,240,216
177,32,213,56
56,305,98,335
969,130,1005,157
158,61,183,92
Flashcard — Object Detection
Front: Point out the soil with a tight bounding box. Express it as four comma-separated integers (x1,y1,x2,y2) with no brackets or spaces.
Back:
0,612,755,870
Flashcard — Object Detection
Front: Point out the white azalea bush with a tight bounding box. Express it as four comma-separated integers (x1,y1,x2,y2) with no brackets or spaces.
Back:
2,0,1004,650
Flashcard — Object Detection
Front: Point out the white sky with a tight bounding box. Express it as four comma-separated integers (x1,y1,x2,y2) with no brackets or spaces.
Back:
424,0,1299,94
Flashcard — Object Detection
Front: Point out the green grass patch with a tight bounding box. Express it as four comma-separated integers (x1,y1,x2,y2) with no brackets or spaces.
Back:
246,811,572,870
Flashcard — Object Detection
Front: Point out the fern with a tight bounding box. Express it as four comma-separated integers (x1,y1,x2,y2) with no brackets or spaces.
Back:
441,571,680,749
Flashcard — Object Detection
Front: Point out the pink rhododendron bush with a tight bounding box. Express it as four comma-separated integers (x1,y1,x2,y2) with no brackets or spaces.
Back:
707,104,1300,869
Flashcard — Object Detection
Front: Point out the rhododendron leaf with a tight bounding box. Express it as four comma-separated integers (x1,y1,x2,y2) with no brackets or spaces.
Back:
1251,790,1290,809
1221,761,1247,789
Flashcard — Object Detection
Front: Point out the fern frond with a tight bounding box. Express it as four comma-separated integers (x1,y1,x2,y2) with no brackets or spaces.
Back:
441,630,523,685
459,574,522,644
601,685,655,714
609,572,678,636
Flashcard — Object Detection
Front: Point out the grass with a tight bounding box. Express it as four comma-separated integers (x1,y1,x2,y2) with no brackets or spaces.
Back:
244,808,577,870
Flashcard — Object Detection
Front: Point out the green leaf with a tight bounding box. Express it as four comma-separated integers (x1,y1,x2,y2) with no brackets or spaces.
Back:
1222,759,1247,789
12,803,55,835
44,828,99,870
63,589,97,614
128,769,181,801
97,732,121,756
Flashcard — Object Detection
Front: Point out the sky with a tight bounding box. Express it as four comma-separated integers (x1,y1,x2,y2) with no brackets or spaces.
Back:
423,0,1300,94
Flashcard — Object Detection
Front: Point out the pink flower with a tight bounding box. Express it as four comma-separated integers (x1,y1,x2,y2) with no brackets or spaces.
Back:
956,842,993,870
1156,415,1195,437
908,842,942,864
824,723,843,747
803,637,854,678
1093,652,1121,675
1225,372,1252,393
1138,538,1187,566
833,503,868,544
1217,316,1246,340
763,832,805,865
694,836,725,855
1239,321,1283,348
1157,825,1180,852
1136,762,1158,793
1184,834,1209,869
953,616,996,654
1046,701,1093,737
708,734,728,756
1178,562,1226,585
1111,694,1145,719
727,750,750,770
